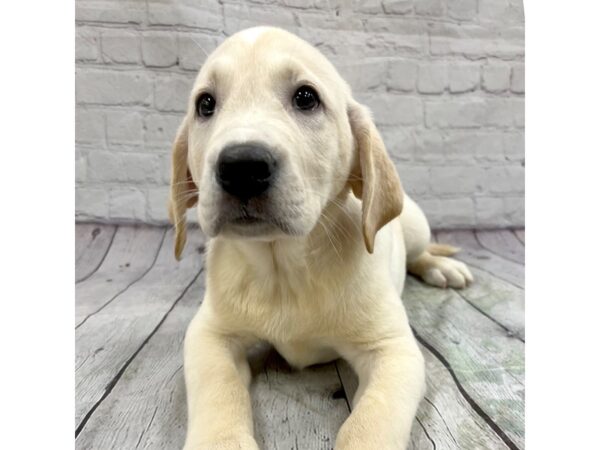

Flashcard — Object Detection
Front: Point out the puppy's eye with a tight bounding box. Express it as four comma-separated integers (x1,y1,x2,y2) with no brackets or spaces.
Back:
292,85,320,111
196,93,216,118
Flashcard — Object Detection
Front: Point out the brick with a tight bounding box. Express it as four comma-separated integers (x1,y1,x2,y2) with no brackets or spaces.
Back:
474,197,508,227
154,75,194,112
447,0,477,21
356,0,383,14
386,59,418,92
483,166,524,194
222,3,295,35
363,32,425,57
511,98,525,128
382,0,413,15
415,0,444,16
486,98,523,127
381,128,417,162
503,196,524,226
429,24,523,60
413,130,444,162
76,1,145,24
75,149,87,183
142,32,178,68
426,99,522,129
444,132,504,162
281,0,314,8
156,152,172,184
511,63,525,94
109,187,146,221
178,33,222,71
148,0,223,30
425,99,485,128
479,0,524,23
106,111,143,145
360,94,423,126
76,108,105,144
313,0,343,9
295,10,363,31
397,165,430,195
430,166,480,195
482,64,511,93
419,197,476,228
101,30,141,64
417,63,447,94
88,151,161,183
335,59,387,92
448,63,479,93
76,187,109,219
144,114,182,148
76,27,99,61
76,70,152,105
147,186,171,223
503,132,524,162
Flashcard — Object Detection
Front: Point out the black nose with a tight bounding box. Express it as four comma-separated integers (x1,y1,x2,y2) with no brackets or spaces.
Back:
216,144,277,200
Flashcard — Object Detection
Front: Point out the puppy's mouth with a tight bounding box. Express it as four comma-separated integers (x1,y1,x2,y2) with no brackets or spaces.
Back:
230,214,268,227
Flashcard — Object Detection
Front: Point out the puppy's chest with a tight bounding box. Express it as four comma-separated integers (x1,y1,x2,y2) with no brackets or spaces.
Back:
231,278,337,338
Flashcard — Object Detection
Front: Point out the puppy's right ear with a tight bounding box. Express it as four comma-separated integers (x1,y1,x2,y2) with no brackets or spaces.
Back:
168,119,198,260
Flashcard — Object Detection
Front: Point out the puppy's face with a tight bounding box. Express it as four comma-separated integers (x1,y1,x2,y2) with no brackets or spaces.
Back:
186,27,354,240
170,27,404,258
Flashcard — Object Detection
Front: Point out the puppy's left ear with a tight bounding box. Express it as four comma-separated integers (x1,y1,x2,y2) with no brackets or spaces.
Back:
347,100,404,253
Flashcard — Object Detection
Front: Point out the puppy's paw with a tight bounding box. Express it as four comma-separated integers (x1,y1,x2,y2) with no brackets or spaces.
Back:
408,253,474,289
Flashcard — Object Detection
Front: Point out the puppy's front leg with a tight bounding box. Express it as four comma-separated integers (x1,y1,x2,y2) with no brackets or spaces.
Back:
336,334,425,450
183,308,258,450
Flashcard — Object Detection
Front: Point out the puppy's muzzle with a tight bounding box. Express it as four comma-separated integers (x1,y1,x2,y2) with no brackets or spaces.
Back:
216,144,277,201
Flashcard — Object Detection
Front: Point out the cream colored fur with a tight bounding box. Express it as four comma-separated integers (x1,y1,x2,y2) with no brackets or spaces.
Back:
168,26,473,450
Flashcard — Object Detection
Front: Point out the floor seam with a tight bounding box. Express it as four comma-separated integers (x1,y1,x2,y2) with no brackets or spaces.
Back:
412,328,521,450
75,228,168,329
75,268,204,438
76,225,119,284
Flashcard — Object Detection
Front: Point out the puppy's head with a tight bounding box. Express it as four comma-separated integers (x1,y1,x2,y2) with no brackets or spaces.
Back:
169,27,403,259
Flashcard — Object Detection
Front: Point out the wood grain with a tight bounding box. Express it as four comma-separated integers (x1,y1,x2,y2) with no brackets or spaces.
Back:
249,346,349,449
513,229,525,245
75,228,205,430
76,226,166,327
403,277,524,448
75,224,117,282
75,273,204,449
476,230,524,264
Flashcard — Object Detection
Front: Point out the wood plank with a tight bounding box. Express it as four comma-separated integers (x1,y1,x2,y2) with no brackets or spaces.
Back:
513,229,525,245
436,230,524,288
249,346,349,449
75,224,117,282
475,230,524,264
75,226,166,327
75,228,205,430
75,274,204,449
336,343,511,450
402,277,524,448
453,266,524,341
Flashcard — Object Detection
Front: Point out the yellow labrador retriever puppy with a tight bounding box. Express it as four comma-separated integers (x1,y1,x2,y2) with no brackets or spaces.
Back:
169,26,473,450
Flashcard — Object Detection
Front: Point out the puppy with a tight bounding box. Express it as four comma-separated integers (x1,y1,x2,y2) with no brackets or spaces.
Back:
169,26,473,450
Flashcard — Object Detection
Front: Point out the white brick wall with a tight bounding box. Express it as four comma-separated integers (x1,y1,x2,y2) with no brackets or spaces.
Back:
75,0,525,229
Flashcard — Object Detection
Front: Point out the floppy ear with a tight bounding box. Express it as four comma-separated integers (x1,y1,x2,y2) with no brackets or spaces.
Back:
168,119,198,260
347,100,404,254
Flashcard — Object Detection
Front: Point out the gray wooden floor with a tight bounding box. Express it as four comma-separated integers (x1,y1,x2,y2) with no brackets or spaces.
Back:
75,224,524,450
